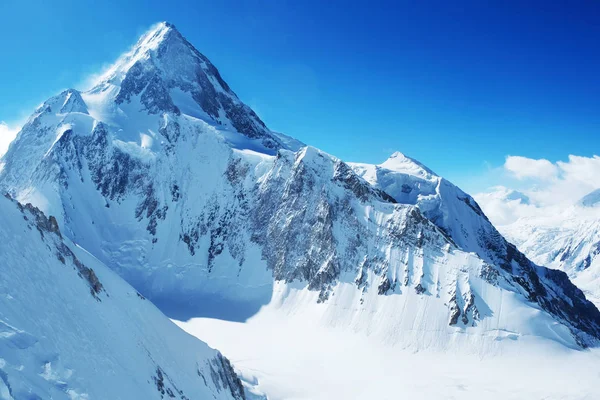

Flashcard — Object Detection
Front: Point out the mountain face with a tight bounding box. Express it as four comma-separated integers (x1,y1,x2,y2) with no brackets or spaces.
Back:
0,194,259,400
350,153,600,341
1,21,600,353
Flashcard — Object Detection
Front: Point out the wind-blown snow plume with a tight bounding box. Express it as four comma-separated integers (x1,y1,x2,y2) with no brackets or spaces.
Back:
0,122,18,158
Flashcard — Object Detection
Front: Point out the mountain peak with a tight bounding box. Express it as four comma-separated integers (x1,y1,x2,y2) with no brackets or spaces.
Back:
91,21,192,89
380,151,437,179
35,88,88,115
84,22,283,150
133,21,180,51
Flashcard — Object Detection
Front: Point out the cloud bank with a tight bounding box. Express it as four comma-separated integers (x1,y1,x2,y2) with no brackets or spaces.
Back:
475,154,600,226
504,156,558,181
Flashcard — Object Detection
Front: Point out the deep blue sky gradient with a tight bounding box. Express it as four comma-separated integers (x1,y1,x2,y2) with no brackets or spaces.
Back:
1,0,598,191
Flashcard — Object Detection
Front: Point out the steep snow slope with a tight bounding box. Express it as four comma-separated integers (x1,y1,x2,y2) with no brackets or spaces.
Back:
0,194,259,400
1,20,600,356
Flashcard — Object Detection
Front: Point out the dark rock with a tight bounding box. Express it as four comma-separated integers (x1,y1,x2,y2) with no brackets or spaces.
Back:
448,294,461,326
12,199,104,299
209,353,246,400
415,283,426,294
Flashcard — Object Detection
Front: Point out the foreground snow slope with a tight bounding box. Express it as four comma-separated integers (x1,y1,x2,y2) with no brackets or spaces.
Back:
177,289,600,400
1,20,600,356
0,194,256,400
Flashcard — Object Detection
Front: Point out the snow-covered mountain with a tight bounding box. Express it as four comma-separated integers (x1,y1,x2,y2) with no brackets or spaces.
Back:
0,193,261,400
349,153,600,339
1,19,600,372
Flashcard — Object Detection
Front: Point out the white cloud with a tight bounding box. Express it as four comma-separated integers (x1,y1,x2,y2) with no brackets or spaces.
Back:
501,154,600,205
504,156,558,181
474,186,539,226
528,155,600,206
475,154,600,226
0,122,19,158
557,155,600,188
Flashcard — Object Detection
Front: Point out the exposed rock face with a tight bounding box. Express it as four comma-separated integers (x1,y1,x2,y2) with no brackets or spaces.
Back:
153,354,246,400
208,353,247,400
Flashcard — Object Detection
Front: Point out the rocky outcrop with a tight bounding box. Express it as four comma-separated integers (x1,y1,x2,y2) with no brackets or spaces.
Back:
208,353,246,400
110,22,279,150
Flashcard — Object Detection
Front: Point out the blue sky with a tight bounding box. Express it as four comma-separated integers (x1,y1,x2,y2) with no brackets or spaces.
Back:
1,0,598,193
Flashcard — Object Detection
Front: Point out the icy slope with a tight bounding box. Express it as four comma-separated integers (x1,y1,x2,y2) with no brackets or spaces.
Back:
1,22,599,350
0,194,258,400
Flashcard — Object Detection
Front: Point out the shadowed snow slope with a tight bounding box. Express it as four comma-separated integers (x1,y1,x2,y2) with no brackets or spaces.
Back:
1,21,600,386
0,194,258,400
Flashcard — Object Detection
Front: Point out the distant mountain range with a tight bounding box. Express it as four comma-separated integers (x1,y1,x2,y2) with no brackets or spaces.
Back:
479,186,600,307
